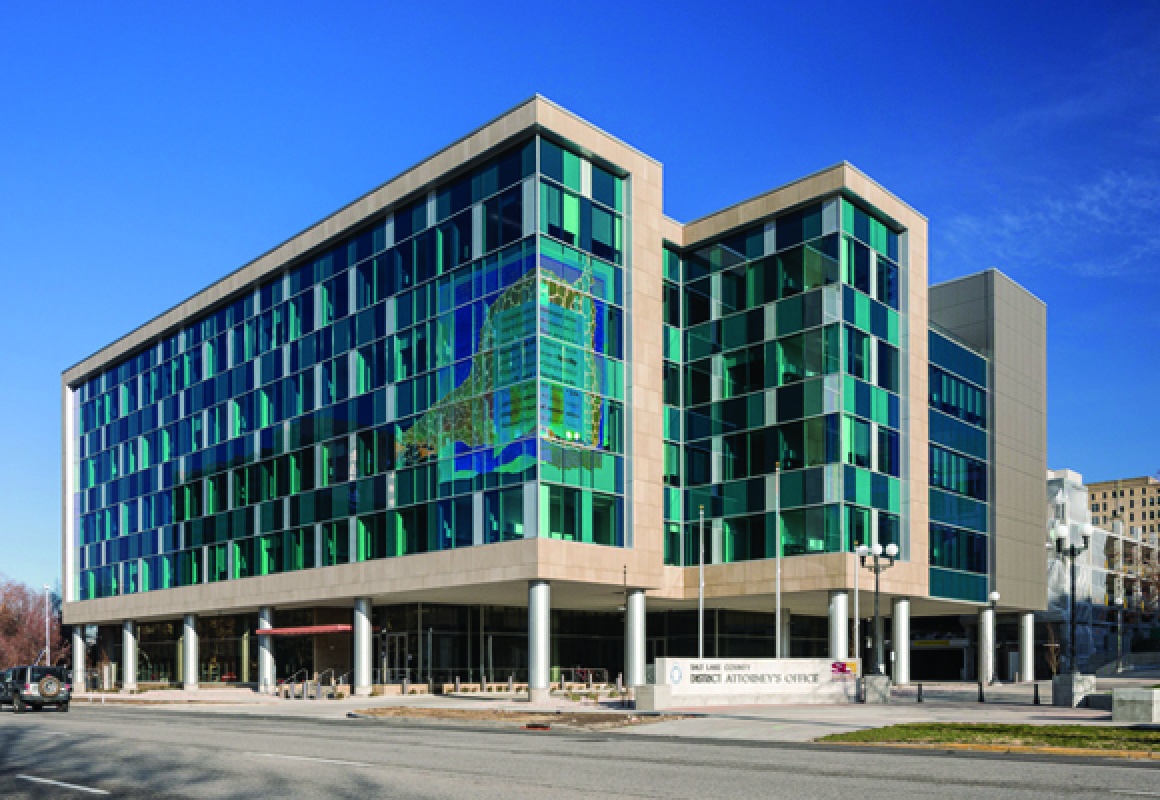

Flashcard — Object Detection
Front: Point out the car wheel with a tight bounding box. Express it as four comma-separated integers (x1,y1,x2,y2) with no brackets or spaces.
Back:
14,696,25,713
59,702,69,713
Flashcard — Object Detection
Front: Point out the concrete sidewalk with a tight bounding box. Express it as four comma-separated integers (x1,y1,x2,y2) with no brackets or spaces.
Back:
69,680,1144,742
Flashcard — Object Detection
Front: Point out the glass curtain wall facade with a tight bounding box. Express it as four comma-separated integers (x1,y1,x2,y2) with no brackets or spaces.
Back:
927,329,990,602
71,136,629,601
664,198,907,567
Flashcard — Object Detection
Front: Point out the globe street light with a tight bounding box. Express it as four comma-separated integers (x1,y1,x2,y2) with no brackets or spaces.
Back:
859,542,899,675
1052,522,1091,674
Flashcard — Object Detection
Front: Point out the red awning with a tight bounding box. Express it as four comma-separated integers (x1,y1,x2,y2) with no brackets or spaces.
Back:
258,624,382,636
260,624,352,636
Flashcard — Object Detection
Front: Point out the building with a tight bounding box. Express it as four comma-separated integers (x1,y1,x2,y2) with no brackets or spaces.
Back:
60,96,1049,696
1088,475,1160,537
1047,471,1160,671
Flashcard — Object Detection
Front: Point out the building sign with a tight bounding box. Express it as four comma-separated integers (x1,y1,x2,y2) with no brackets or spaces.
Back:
654,657,860,703
912,638,969,648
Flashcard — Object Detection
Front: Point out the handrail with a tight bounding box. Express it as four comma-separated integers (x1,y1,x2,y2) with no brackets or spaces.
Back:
284,668,309,695
314,669,336,699
336,671,352,686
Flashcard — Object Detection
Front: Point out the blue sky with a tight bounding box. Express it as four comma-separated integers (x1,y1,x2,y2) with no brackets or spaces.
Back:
2,1,1157,588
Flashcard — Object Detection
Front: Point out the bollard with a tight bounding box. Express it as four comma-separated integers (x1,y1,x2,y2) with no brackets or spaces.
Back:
916,683,923,703
508,675,514,693
977,681,985,703
455,676,461,693
403,677,409,695
1033,682,1040,705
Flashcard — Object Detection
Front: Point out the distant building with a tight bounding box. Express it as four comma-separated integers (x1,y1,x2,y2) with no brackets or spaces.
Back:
1088,475,1160,536
1045,469,1160,672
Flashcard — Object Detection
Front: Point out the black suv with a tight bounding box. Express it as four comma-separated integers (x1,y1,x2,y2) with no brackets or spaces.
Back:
0,667,72,712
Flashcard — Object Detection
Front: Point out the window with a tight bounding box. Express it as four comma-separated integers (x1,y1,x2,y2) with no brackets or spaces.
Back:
877,341,900,393
844,416,871,469
846,327,869,380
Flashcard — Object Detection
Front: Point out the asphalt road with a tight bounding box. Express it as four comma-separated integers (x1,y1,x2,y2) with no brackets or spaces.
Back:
0,705,1157,799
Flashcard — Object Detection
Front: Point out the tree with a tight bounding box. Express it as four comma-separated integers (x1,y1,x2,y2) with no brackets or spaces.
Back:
1045,624,1061,677
0,576,69,667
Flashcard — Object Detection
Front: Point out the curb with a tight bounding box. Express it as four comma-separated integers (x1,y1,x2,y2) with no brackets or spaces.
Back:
345,710,679,733
819,740,1160,760
78,696,261,706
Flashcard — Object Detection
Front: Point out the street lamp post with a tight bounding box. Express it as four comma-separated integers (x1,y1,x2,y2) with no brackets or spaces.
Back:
1113,582,1126,674
1052,522,1092,674
43,584,50,665
857,542,899,675
988,590,1000,684
853,547,861,664
774,462,782,658
698,505,705,660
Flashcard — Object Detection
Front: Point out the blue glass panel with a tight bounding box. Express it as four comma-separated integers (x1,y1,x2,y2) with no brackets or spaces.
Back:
929,409,987,460
929,488,988,533
929,330,987,387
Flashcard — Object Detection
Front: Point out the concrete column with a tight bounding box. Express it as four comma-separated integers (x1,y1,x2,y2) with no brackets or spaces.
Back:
528,580,550,704
241,631,250,684
72,626,85,691
258,607,274,692
122,620,138,691
183,614,198,690
779,612,792,658
353,598,372,697
891,598,910,685
624,589,646,688
978,606,995,684
827,591,849,659
1019,611,1035,682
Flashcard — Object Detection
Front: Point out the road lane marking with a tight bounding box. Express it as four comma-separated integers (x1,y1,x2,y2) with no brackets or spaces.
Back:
256,753,374,768
16,774,109,795
1112,792,1160,797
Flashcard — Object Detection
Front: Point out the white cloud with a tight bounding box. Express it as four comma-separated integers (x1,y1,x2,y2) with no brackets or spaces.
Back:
935,170,1160,281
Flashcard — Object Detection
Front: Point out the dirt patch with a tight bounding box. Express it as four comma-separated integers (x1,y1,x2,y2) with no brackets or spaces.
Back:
352,706,679,730
819,723,1160,752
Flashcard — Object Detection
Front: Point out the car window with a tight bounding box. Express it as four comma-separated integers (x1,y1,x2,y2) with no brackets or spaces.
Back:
29,667,66,682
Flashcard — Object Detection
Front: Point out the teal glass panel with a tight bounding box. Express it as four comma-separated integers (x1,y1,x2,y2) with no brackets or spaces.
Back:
841,198,899,261
663,248,681,282
781,504,843,555
929,567,987,603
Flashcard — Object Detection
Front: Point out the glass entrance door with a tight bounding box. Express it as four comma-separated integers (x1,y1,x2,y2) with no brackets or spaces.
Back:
383,633,409,683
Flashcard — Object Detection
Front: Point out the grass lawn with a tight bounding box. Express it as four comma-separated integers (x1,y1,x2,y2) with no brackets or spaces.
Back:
820,724,1160,752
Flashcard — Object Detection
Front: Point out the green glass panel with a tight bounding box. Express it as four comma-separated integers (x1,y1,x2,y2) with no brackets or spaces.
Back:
844,465,873,507
664,249,681,282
